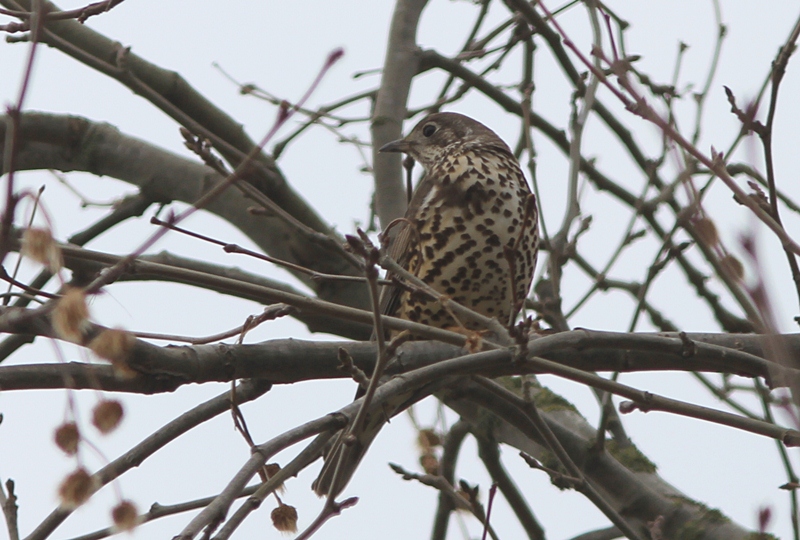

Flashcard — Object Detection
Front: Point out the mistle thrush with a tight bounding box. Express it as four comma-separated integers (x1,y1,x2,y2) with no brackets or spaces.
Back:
313,112,539,497
378,112,539,330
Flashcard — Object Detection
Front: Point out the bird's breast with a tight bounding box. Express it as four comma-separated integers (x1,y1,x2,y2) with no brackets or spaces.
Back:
399,149,538,327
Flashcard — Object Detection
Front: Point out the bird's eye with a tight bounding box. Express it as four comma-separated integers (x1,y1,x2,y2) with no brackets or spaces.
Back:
422,124,437,137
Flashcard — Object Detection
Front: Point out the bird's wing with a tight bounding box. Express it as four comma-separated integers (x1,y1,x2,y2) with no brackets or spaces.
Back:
377,169,435,319
377,220,415,319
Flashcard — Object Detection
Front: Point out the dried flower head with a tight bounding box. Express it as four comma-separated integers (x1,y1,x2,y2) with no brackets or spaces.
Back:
88,328,136,378
464,331,483,353
720,254,745,281
92,399,124,434
264,463,285,493
52,288,90,343
271,503,298,534
693,217,719,247
417,429,441,451
112,500,139,532
58,467,96,508
21,227,63,273
54,422,80,455
420,452,439,475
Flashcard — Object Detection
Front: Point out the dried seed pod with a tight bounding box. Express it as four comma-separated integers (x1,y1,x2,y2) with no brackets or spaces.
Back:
720,254,745,281
89,328,137,378
693,217,720,247
271,503,298,534
54,422,80,455
92,400,124,434
52,288,90,343
58,467,96,508
21,227,63,273
111,500,139,532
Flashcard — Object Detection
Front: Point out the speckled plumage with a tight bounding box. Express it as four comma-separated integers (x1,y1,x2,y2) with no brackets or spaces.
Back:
380,112,539,330
312,112,539,499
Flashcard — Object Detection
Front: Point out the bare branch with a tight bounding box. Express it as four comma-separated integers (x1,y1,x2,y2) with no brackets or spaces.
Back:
372,0,429,226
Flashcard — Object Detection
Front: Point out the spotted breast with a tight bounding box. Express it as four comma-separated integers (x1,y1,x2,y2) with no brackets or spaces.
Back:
312,112,539,500
380,111,538,331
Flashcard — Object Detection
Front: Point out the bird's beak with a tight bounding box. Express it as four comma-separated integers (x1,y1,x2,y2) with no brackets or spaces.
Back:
379,138,410,153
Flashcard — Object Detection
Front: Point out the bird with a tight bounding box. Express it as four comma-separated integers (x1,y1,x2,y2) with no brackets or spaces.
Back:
312,111,539,497
376,112,539,332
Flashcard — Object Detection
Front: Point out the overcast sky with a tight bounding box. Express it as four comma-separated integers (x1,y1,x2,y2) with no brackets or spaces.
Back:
2,1,800,539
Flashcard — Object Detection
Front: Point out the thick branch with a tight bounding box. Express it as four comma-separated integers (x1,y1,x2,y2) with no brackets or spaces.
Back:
371,0,429,226
450,379,753,539
0,112,371,323
1,331,796,393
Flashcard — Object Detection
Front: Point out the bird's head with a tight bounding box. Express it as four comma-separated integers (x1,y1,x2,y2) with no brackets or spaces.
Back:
379,112,509,171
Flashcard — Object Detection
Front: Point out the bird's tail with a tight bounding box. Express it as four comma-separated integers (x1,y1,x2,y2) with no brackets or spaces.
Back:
312,400,388,498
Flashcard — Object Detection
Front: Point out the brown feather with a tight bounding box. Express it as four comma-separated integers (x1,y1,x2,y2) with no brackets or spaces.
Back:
313,111,539,498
